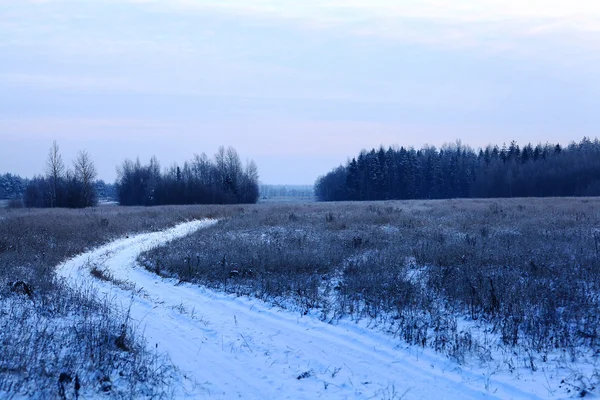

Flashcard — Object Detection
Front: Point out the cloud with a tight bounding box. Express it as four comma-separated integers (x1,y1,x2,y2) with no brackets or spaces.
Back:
135,0,586,21
0,73,136,92
128,0,600,61
8,0,600,50
5,0,600,71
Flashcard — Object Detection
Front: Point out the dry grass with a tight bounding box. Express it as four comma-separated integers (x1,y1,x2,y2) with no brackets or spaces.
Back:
0,204,239,398
141,198,600,371
4,198,599,395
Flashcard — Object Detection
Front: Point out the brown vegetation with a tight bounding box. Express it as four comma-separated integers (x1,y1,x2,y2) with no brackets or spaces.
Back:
0,204,238,397
3,198,599,396
141,198,600,369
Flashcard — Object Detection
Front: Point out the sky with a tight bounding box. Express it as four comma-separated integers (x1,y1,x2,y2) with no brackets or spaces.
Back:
1,1,600,184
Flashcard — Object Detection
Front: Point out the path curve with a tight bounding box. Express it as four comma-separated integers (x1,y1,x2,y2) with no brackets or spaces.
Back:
57,220,548,399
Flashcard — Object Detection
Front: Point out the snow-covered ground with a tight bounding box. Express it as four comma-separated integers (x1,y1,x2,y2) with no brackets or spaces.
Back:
56,220,575,399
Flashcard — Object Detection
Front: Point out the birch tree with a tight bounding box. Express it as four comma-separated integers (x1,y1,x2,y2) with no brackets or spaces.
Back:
45,141,64,207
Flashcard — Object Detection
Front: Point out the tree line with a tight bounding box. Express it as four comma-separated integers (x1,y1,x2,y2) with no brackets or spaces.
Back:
0,173,27,200
315,137,600,201
2,173,115,205
11,143,259,208
259,185,314,201
116,146,259,206
23,141,99,208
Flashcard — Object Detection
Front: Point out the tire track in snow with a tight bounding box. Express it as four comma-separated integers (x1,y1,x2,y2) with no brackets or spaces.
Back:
57,220,546,399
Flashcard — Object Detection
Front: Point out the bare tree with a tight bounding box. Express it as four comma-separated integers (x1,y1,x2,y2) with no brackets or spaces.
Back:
240,159,259,203
46,140,64,207
245,159,259,183
191,153,211,186
225,147,242,190
115,148,260,206
214,146,227,186
73,150,98,207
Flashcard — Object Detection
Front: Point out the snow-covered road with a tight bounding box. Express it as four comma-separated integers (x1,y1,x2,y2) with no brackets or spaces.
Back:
57,220,550,399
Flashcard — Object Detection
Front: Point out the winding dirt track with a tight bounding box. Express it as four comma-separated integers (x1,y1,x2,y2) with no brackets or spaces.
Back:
57,220,545,399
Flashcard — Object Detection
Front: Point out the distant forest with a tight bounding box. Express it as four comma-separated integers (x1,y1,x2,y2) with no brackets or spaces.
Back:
21,142,100,208
2,143,258,208
1,173,116,204
116,147,259,206
6,138,600,207
315,137,600,201
0,173,27,200
259,185,314,201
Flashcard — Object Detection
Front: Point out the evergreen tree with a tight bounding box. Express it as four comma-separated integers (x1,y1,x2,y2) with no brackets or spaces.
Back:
315,137,600,201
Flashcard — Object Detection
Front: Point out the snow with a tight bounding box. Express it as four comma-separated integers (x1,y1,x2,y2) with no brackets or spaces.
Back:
56,220,574,399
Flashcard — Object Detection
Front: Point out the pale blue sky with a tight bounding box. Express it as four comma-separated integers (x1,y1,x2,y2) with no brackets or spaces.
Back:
1,0,599,184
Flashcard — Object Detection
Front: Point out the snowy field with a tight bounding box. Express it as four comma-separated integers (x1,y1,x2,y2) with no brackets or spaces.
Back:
55,219,583,399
